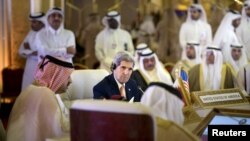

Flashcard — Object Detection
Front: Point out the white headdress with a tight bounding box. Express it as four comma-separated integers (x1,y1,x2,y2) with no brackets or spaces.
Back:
46,7,64,18
138,48,173,85
29,12,46,24
213,11,241,47
225,40,248,74
102,11,121,29
182,40,202,64
202,45,223,90
186,4,207,22
140,82,184,125
135,43,148,61
45,7,64,32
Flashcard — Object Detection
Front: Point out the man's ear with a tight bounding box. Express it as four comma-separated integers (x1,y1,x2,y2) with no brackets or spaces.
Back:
110,63,116,72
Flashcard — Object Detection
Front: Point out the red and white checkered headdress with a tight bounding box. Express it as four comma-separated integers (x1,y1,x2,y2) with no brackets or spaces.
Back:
34,55,74,93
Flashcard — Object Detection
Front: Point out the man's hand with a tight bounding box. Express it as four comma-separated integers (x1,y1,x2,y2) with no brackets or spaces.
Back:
24,42,31,50
31,51,38,56
66,46,76,55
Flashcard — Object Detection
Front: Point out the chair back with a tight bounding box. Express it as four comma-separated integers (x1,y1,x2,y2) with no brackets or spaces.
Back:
2,67,23,96
70,100,155,141
0,119,6,141
1,67,24,105
69,69,109,99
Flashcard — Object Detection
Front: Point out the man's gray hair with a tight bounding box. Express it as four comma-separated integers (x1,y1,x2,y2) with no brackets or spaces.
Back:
113,51,135,68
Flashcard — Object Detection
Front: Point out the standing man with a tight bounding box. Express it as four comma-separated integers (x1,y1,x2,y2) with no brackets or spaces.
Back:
93,51,142,102
79,13,103,69
19,12,45,90
36,7,76,63
188,46,235,92
95,11,134,72
179,3,212,59
237,0,250,61
213,10,241,62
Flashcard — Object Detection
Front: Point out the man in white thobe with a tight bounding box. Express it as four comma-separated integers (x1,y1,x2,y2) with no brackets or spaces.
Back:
237,0,250,61
213,10,242,63
19,12,45,90
179,4,212,59
224,42,248,77
36,7,76,63
95,11,134,72
188,46,235,92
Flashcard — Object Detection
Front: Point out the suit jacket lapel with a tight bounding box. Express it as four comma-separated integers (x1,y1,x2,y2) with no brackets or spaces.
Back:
108,74,120,95
109,74,133,100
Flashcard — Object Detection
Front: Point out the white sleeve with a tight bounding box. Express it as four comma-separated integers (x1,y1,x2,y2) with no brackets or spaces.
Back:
179,24,186,49
206,24,212,45
55,94,71,132
236,24,244,42
18,32,31,58
95,32,105,62
36,33,67,58
63,31,76,59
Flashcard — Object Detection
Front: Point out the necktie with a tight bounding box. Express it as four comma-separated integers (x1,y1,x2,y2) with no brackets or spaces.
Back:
120,85,126,98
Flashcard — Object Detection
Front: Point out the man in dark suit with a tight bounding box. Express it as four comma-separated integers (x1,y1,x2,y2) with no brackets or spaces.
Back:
93,51,143,102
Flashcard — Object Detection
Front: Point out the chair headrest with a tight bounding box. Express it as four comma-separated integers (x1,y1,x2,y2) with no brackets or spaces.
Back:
71,99,153,116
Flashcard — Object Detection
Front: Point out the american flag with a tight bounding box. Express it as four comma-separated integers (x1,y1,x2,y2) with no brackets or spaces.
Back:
174,69,191,106
179,69,190,94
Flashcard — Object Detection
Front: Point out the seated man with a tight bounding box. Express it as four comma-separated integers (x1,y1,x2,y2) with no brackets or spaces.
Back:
131,48,173,91
188,46,234,92
224,42,248,77
141,82,184,125
171,41,202,80
6,55,74,141
140,82,200,141
93,51,142,102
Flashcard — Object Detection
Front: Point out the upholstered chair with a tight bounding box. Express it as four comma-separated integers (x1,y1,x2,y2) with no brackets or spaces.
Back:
70,100,155,141
68,69,109,100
